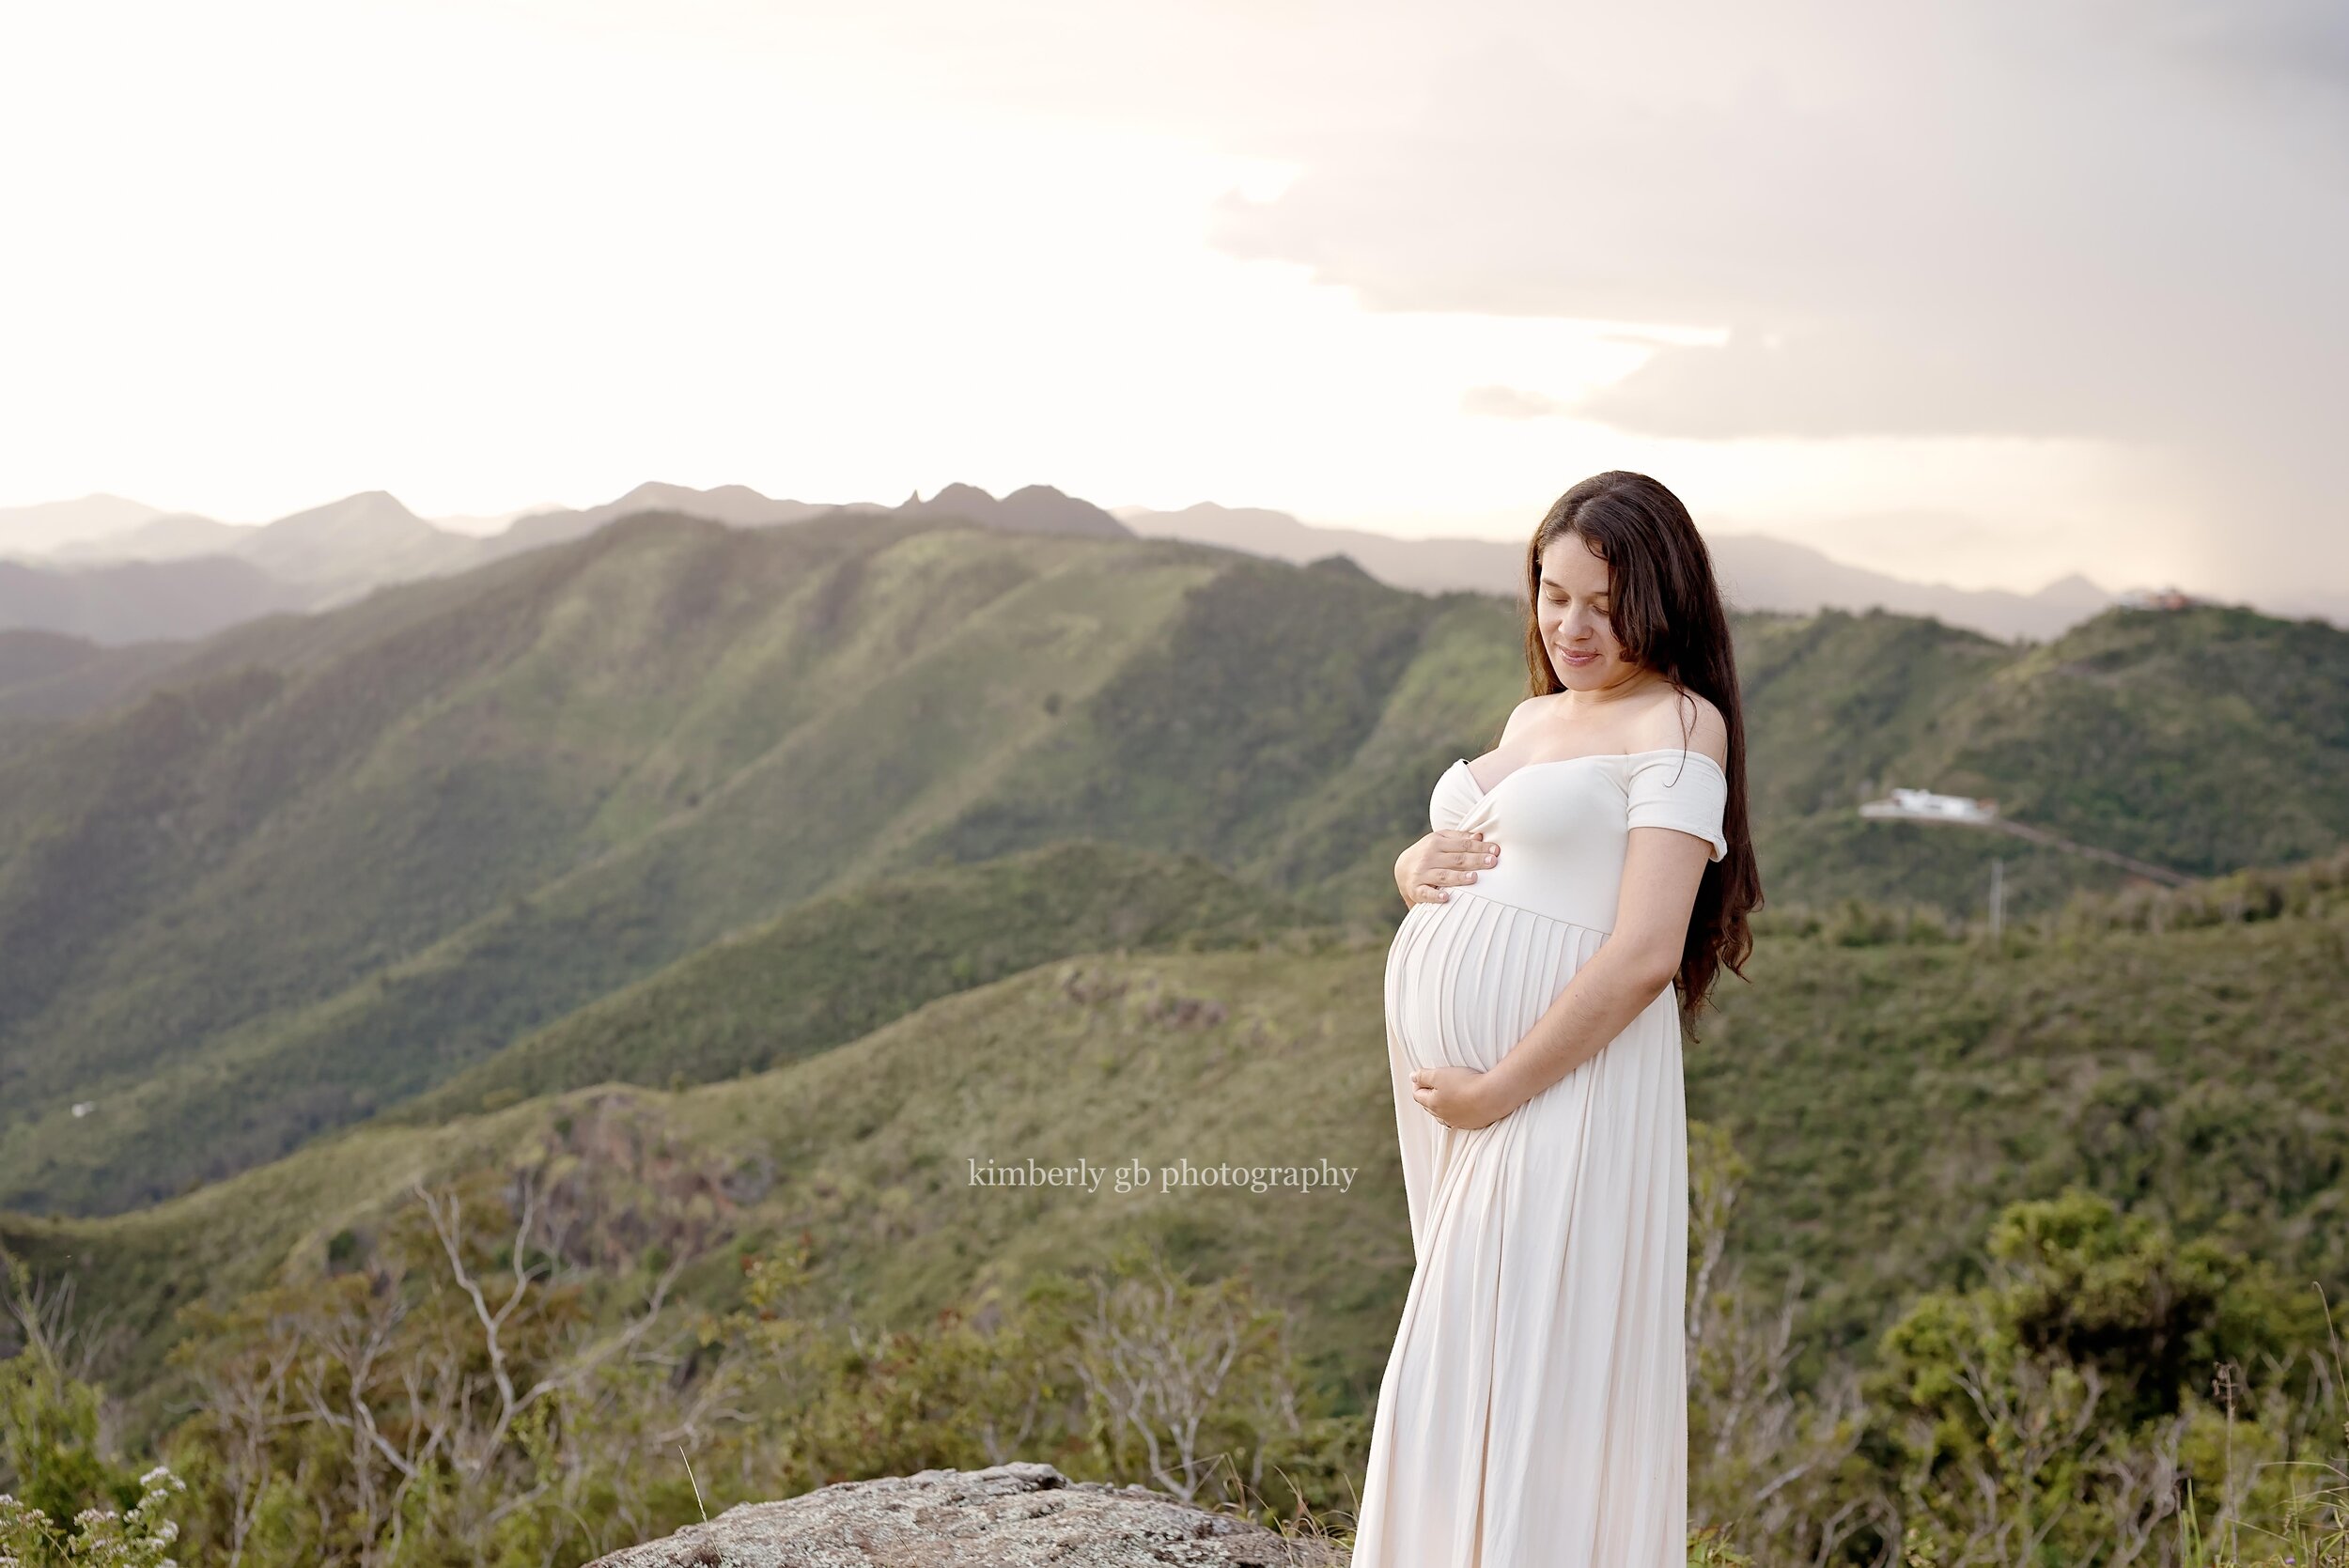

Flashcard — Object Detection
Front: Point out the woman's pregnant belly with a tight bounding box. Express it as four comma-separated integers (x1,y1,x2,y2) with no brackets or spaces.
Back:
1386,890,1597,1076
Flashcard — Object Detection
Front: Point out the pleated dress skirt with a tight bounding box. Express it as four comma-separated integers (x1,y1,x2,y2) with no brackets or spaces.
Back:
1351,887,1689,1567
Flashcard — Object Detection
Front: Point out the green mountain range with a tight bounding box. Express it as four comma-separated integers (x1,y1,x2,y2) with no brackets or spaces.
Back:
13,849,2341,1451
1,506,2342,1228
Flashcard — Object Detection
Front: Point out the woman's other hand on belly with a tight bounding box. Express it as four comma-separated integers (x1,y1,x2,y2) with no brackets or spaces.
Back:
1409,1065,1508,1130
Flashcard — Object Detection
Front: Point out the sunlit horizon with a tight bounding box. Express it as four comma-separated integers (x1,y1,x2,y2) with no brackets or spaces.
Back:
5,0,2340,609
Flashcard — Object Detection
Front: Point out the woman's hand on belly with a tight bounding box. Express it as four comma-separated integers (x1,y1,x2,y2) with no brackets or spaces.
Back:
1393,829,1499,908
1408,1065,1506,1131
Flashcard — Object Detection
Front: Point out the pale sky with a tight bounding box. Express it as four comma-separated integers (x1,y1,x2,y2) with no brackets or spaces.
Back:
2,0,2341,607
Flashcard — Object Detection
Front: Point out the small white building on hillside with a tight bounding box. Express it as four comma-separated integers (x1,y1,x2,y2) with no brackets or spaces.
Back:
1859,787,1999,823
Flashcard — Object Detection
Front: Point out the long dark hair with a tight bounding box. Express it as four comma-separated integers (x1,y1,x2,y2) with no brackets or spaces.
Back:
1521,471,1761,1035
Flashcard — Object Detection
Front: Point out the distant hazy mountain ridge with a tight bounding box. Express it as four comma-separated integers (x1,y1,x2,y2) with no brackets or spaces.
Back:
3,481,2163,646
0,555,304,644
1112,503,2121,643
0,493,166,556
0,482,1132,644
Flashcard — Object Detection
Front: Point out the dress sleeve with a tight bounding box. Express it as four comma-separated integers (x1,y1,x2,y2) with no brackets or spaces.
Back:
1625,751,1729,862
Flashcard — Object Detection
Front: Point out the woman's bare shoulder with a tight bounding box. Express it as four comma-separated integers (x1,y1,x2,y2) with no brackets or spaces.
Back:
1496,691,1563,741
1632,686,1729,767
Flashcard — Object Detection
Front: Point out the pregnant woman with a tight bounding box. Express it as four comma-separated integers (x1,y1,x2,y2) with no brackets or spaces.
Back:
1350,471,1763,1566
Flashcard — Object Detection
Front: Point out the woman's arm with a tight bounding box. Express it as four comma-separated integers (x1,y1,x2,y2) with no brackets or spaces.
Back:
1411,825,1711,1126
1486,825,1708,1106
1407,688,1728,1127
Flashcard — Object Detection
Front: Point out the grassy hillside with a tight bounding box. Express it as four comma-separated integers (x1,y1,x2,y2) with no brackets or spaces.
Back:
22,857,2342,1448
1,508,2342,1218
385,839,1313,1123
1902,604,2349,873
1706,863,2349,1367
1736,601,2349,911
0,513,1430,1212
5,838,1308,1216
1736,604,2016,824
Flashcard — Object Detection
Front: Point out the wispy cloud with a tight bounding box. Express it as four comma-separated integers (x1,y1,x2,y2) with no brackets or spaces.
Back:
1460,385,1569,420
1187,0,2348,607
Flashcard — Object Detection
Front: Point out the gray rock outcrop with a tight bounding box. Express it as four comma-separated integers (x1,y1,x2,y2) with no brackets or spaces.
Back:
584,1462,1347,1567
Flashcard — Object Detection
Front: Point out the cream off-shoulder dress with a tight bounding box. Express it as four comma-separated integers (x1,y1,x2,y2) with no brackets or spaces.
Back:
1352,746,1729,1568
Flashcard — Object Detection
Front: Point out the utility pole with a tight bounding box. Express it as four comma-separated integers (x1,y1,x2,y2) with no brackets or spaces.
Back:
1988,856,2004,942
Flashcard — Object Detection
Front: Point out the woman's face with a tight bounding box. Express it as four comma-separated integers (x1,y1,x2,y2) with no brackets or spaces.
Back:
1536,532,1640,691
